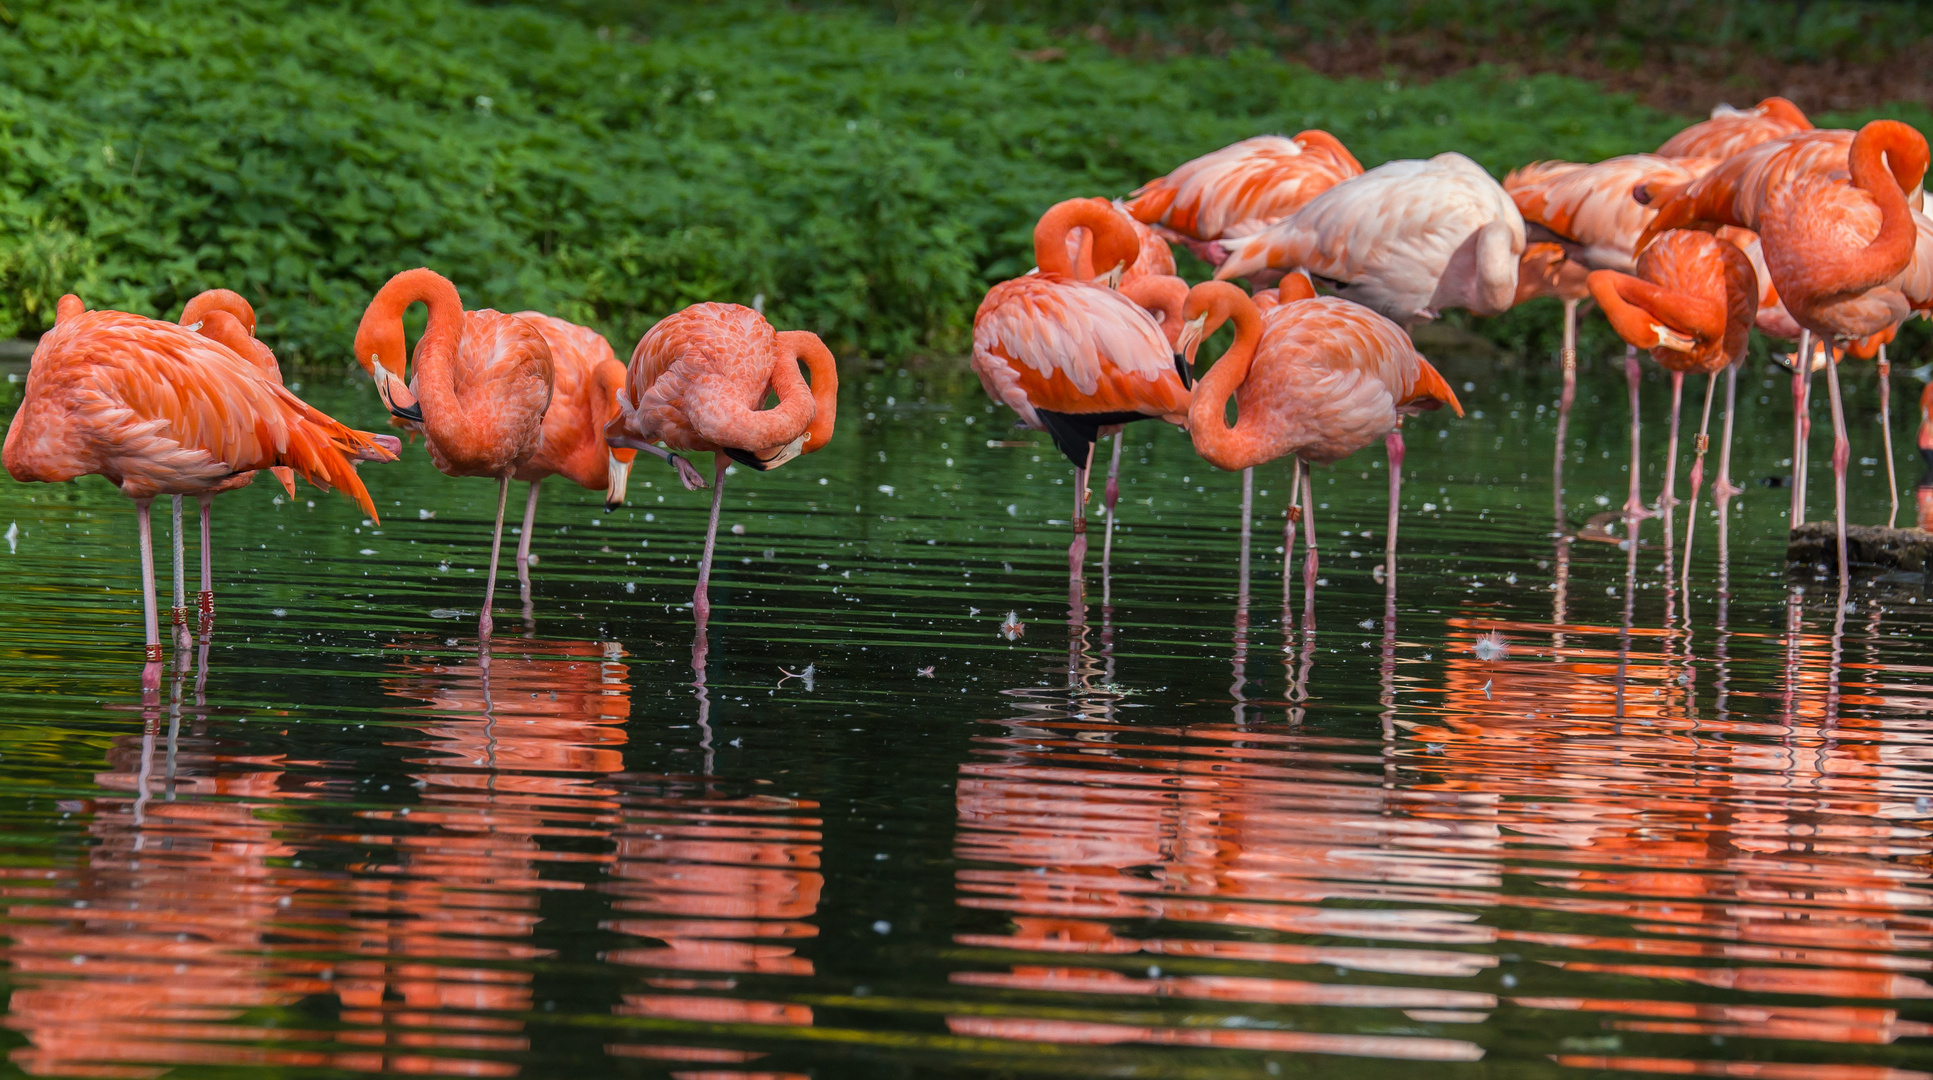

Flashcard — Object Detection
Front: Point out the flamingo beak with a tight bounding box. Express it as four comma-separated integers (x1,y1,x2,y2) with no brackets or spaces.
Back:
1651,324,1698,353
604,452,631,512
1099,261,1127,289
372,358,423,422
1175,313,1209,366
760,433,808,470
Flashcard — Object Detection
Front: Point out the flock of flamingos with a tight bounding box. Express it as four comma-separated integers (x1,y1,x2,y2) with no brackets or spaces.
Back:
5,95,1933,684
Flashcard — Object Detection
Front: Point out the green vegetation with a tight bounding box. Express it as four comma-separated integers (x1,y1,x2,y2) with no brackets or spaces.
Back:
1,0,1929,369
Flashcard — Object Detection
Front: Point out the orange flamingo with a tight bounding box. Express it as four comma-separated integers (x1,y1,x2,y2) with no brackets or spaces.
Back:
1505,153,1719,524
1656,96,1813,159
163,289,297,635
1124,132,1363,268
1587,229,1759,582
1211,153,1526,325
973,198,1189,584
4,295,399,683
1760,120,1930,579
494,313,638,594
602,303,837,624
1177,282,1462,612
352,267,555,639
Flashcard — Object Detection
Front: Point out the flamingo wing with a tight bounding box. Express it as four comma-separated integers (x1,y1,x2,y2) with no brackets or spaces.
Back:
1125,133,1362,240
972,275,1182,427
1509,154,1713,272
1658,98,1812,159
514,311,622,485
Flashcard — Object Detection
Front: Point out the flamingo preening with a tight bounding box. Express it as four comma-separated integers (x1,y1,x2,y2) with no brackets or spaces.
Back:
5,295,398,685
1124,131,1363,268
973,198,1189,591
603,302,837,625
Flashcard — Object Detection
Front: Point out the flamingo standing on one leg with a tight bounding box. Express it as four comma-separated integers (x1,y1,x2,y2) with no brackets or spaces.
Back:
495,313,638,618
353,268,555,640
1176,283,1462,620
603,303,837,625
4,295,399,686
1123,131,1363,270
1761,120,1931,588
1212,153,1526,327
973,198,1189,592
1587,230,1759,590
1657,97,1814,159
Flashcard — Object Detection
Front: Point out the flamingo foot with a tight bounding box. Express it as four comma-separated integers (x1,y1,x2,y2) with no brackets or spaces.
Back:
478,609,494,641
672,455,708,491
1622,497,1657,521
693,587,711,625
1715,477,1744,499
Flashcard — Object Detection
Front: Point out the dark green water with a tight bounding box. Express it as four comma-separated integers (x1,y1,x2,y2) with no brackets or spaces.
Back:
0,350,1930,1079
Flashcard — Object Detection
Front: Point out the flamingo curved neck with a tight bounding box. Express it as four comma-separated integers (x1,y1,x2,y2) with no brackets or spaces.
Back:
1834,123,1925,296
1187,294,1265,469
1034,200,1128,279
777,330,839,452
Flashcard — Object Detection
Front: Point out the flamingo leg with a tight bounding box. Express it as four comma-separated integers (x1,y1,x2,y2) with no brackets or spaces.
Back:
196,494,214,626
1237,466,1253,607
1662,370,1684,582
694,455,729,624
1792,329,1813,528
1386,429,1404,584
135,498,162,689
1681,373,1718,593
1552,297,1577,530
1825,351,1851,592
1300,465,1319,625
170,495,189,651
479,476,511,640
517,480,541,630
1715,360,1742,502
1879,344,1899,529
609,436,708,491
1283,457,1304,613
1101,431,1123,580
1623,346,1653,523
1068,441,1094,584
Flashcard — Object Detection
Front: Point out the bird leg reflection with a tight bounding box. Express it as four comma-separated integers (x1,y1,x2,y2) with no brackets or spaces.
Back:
1232,467,1252,725
692,624,715,776
1613,515,1640,725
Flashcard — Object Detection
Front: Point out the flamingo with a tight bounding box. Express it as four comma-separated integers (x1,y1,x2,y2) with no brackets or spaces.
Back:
1124,132,1363,267
972,198,1189,587
1505,153,1719,524
1760,120,1931,583
602,303,837,624
1211,153,1526,327
493,314,639,601
353,268,555,639
1176,283,1462,617
1587,229,1759,585
1656,97,1813,159
4,295,399,685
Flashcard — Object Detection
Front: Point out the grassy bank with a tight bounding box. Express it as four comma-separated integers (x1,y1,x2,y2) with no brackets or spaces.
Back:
1,0,1928,370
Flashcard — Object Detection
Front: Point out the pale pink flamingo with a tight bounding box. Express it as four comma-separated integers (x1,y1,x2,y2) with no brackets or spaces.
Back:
4,295,399,685
352,268,555,639
973,198,1188,587
1177,283,1462,616
1212,153,1526,326
602,303,837,624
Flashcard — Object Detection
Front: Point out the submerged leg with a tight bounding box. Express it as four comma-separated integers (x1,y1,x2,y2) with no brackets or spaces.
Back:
1553,297,1578,530
1880,344,1899,529
1825,352,1851,592
1623,346,1653,523
135,499,161,690
1715,360,1743,502
1681,373,1718,592
694,455,730,624
479,476,511,640
196,494,214,626
1662,370,1684,582
170,495,189,651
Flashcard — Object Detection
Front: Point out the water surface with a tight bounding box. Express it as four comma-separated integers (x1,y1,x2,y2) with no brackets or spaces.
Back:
0,352,1930,1079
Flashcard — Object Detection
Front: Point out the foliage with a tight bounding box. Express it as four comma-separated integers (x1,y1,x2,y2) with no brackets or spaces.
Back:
1,0,1929,370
